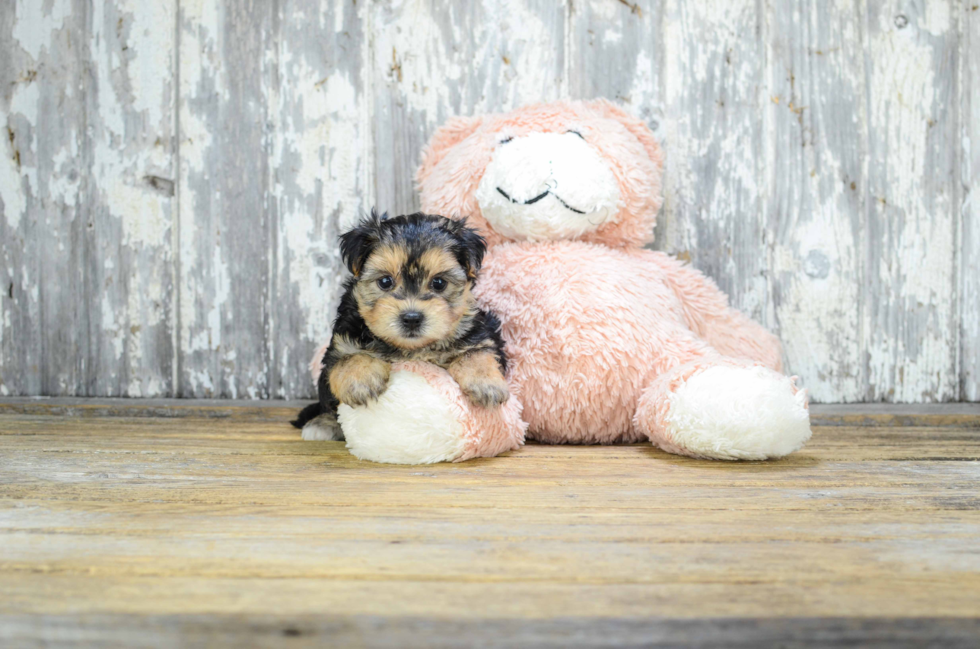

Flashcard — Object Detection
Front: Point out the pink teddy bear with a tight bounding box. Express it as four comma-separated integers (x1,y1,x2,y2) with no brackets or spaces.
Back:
307,99,810,463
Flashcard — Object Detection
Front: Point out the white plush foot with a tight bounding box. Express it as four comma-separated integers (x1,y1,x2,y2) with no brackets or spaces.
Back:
664,366,811,460
301,414,344,441
337,370,466,464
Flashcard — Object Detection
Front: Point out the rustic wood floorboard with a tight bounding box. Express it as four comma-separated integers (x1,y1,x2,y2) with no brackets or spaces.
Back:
0,402,978,647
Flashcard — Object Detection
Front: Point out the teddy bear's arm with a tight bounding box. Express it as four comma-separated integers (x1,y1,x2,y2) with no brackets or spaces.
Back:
647,251,784,372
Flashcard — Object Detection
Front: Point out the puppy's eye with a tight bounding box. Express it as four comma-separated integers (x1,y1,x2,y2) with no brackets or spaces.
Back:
430,277,447,292
498,136,513,145
377,276,394,290
567,130,585,140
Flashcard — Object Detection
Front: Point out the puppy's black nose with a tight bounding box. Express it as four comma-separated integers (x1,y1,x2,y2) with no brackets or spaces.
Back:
399,311,424,331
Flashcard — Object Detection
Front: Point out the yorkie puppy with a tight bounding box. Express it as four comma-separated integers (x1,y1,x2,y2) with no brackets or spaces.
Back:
292,211,509,441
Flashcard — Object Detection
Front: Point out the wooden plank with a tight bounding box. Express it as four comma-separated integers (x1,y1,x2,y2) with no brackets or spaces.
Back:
0,2,178,399
84,0,178,397
2,398,980,427
1,574,978,618
177,2,275,398
3,614,979,649
0,1,45,397
765,0,867,402
806,402,980,427
962,2,980,401
864,1,959,401
0,3,90,397
271,0,370,399
661,0,769,327
0,414,978,637
567,0,667,240
0,397,306,421
370,0,567,215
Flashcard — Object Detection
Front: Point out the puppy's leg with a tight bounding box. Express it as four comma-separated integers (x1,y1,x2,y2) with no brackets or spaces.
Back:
449,351,509,408
329,354,391,406
302,412,346,442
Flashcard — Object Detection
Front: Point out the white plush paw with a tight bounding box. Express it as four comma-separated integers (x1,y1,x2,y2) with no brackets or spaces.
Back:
337,370,466,464
301,414,345,441
664,365,811,460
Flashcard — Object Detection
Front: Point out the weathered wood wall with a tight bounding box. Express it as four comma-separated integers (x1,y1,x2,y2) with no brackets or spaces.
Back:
0,0,976,402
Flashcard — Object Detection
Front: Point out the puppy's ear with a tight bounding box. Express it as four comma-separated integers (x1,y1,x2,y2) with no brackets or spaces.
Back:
448,218,487,279
340,210,384,276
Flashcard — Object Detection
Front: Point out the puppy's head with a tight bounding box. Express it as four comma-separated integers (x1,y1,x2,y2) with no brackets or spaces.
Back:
340,211,486,349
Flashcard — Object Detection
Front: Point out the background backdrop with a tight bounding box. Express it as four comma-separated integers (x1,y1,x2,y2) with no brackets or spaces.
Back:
0,0,977,403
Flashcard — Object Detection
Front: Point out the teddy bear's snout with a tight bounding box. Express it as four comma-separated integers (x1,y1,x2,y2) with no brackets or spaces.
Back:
474,131,622,242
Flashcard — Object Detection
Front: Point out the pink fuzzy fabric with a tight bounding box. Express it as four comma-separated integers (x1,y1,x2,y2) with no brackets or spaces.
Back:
310,340,330,385
392,362,527,461
474,242,783,444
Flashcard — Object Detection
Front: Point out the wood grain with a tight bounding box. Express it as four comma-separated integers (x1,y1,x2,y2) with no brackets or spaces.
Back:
271,0,371,398
3,615,980,649
0,411,978,645
766,0,867,403
1,1,178,398
864,0,960,402
962,1,979,401
177,2,276,399
3,397,979,427
661,0,769,326
567,0,667,242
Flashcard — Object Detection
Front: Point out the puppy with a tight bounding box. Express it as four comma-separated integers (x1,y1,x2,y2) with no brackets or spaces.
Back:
292,211,510,441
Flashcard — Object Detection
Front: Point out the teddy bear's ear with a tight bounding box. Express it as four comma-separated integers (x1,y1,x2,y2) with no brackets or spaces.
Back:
416,115,484,187
590,99,664,172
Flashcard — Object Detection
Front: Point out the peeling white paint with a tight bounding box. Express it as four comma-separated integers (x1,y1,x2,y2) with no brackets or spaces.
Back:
864,2,956,401
922,1,950,37
3,80,41,229
120,0,176,127
102,293,124,361
374,0,563,119
761,0,868,402
11,0,72,60
271,4,369,397
0,129,26,229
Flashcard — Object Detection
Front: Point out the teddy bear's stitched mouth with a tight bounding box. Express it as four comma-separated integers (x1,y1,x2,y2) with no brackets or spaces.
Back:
495,187,586,215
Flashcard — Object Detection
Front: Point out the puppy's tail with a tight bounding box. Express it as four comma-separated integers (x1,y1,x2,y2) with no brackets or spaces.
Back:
291,402,323,429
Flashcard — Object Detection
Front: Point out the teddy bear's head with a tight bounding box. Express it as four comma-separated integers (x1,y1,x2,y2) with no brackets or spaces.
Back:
416,99,663,248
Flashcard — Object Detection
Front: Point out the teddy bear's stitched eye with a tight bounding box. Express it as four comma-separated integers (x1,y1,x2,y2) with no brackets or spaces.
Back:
430,277,448,292
567,130,585,140
498,136,513,145
377,276,394,290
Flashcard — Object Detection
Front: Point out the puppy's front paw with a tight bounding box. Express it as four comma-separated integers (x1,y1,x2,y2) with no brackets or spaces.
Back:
449,352,510,409
460,376,510,408
330,355,391,406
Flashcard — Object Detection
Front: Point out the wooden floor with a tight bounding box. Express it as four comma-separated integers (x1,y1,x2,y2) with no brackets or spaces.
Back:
1,400,979,647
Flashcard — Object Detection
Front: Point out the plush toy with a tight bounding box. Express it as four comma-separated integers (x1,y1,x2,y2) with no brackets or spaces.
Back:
309,99,811,463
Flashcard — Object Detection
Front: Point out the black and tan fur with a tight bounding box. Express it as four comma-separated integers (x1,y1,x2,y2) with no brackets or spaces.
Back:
292,212,509,440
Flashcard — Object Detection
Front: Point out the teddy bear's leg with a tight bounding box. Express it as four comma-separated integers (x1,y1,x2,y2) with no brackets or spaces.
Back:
633,355,811,461
336,361,526,464
652,252,785,371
